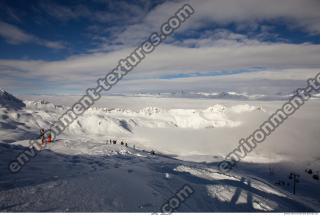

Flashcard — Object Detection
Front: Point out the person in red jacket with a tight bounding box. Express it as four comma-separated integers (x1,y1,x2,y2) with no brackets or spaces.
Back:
47,129,52,143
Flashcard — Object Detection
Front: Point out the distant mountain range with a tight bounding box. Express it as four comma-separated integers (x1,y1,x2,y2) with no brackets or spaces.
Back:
109,91,320,101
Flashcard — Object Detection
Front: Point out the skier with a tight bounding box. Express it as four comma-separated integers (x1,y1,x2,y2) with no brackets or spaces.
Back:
313,173,319,180
40,128,45,145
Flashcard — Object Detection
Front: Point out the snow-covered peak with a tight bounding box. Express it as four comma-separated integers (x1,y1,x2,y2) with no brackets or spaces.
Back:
24,100,64,111
139,107,164,115
205,104,227,113
0,89,25,109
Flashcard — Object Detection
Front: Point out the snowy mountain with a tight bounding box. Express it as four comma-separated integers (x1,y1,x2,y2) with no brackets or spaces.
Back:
0,89,25,109
0,89,319,212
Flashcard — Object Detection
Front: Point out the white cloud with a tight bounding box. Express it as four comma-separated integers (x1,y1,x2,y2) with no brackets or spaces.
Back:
1,41,320,94
0,21,66,49
91,0,320,52
144,0,320,33
0,21,34,44
105,68,319,95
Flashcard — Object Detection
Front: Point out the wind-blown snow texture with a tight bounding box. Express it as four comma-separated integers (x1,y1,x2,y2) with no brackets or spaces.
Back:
0,90,319,212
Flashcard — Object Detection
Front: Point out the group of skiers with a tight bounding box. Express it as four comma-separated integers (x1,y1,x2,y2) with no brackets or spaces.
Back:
106,139,156,155
106,139,128,147
38,130,157,155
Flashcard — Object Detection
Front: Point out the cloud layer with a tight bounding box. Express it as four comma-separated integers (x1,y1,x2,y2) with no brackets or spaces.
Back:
0,0,320,94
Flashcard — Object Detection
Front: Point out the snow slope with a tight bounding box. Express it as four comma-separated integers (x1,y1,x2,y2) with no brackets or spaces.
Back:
0,90,319,212
1,141,318,212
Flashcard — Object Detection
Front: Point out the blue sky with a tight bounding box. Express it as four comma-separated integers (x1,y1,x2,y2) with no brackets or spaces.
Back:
0,0,320,95
0,0,163,60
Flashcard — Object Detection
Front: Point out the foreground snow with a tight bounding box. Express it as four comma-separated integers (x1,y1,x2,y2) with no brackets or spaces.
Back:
0,90,319,212
1,141,318,212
